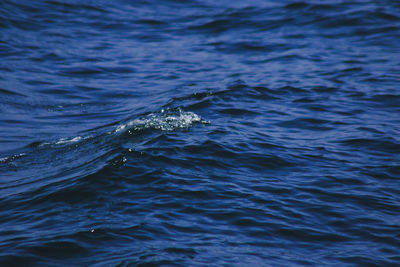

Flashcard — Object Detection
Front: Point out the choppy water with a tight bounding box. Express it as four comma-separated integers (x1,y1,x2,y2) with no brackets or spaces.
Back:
1,0,400,266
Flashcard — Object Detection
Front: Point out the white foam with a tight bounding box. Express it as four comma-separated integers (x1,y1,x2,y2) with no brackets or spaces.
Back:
0,153,26,163
54,136,83,145
115,109,206,133
38,136,88,147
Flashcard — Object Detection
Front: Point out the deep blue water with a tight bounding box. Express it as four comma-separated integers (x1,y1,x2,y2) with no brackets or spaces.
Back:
1,0,400,265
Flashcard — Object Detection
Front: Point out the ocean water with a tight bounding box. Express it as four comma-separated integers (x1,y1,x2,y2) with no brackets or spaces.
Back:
1,0,400,265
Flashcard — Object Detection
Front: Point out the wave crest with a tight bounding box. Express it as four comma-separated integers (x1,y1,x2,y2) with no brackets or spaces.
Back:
115,108,208,133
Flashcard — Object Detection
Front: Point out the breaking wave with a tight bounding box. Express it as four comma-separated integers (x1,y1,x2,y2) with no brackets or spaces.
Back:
115,108,208,133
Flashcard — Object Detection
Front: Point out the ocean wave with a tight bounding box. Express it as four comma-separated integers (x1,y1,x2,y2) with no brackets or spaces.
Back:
0,107,208,195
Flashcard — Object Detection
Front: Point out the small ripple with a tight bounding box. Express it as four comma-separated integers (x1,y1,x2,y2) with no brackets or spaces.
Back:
60,66,104,76
31,52,65,62
311,85,338,93
276,117,333,131
367,94,400,108
339,138,400,154
284,2,309,10
0,87,27,97
45,0,108,13
164,246,196,256
211,41,292,54
136,19,168,25
26,240,88,260
217,108,260,116
59,66,135,76
188,19,232,33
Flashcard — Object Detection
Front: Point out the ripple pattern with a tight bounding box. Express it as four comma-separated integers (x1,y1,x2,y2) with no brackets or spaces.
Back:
1,0,400,266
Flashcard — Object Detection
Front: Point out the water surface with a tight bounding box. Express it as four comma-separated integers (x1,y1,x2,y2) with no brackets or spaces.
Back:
1,0,400,266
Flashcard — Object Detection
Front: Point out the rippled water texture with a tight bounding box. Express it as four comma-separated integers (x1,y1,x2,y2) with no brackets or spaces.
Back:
1,0,400,266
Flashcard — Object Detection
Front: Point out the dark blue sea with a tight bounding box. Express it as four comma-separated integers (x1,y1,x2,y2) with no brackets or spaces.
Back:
1,0,400,266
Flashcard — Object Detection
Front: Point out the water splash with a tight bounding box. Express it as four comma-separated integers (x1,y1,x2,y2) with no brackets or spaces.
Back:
115,108,208,134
